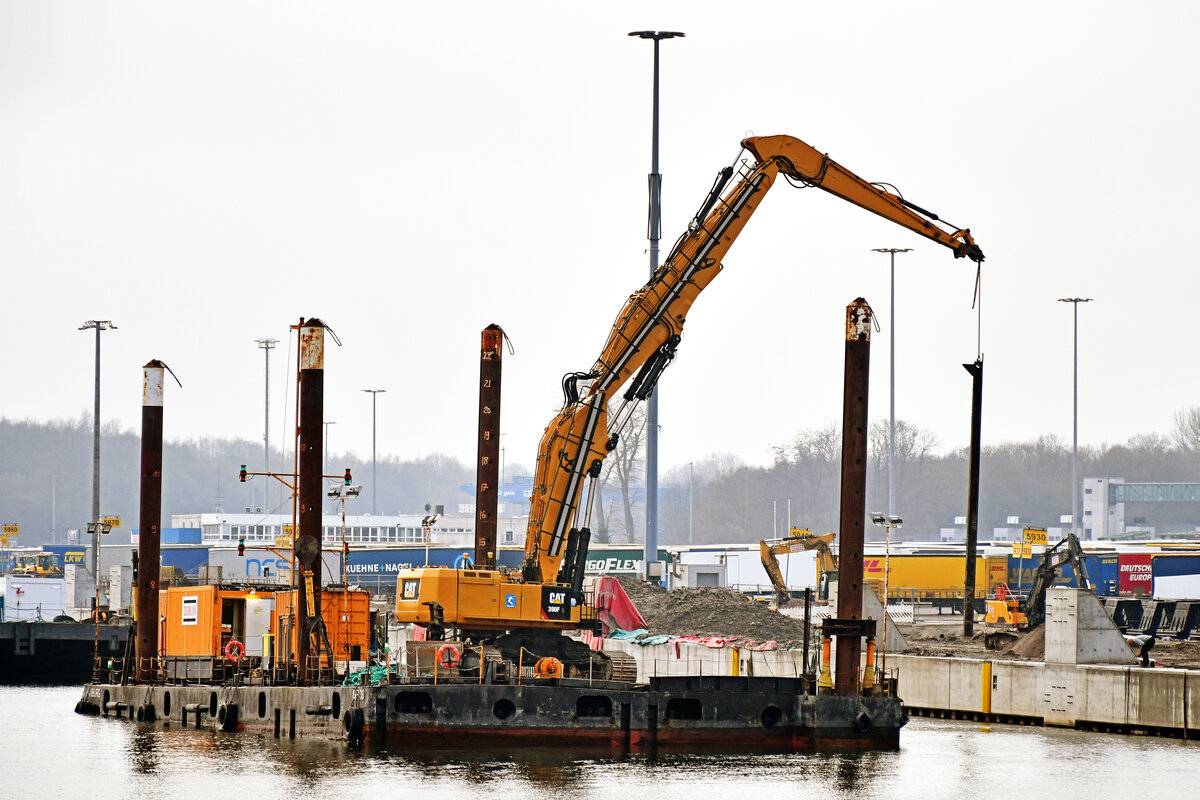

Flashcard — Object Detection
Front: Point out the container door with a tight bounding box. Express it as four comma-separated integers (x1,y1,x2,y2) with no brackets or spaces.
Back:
245,597,274,656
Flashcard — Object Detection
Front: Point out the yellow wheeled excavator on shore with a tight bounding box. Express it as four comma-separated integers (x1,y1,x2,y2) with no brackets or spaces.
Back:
395,134,984,662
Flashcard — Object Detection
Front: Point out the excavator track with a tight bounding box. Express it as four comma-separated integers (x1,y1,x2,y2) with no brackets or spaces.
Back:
602,650,638,684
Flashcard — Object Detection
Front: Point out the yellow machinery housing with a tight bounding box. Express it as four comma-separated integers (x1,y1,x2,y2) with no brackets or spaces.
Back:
395,567,583,633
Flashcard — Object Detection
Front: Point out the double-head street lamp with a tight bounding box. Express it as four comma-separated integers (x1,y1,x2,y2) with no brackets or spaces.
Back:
870,513,902,675
1058,297,1092,539
328,483,362,583
79,320,116,582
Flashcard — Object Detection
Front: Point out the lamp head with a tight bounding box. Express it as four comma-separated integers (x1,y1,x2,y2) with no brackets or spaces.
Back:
628,30,685,40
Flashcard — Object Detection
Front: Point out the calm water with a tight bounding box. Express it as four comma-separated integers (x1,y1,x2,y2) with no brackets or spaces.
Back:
5,686,1197,800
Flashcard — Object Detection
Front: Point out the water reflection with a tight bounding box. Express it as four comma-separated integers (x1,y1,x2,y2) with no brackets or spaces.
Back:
11,687,1200,800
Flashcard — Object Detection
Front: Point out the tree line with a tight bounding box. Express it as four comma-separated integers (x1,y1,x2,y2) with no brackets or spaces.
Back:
3,407,1200,549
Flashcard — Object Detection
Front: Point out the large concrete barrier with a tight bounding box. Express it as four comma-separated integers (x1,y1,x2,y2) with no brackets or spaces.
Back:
892,652,1198,733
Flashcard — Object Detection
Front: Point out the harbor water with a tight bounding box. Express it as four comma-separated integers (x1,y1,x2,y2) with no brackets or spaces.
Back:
6,686,1197,800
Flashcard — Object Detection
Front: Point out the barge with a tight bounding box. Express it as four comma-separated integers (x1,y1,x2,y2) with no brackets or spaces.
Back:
77,296,915,755
77,671,904,753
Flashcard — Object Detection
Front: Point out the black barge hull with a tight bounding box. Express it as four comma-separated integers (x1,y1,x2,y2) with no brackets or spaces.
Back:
2,621,129,685
77,675,904,753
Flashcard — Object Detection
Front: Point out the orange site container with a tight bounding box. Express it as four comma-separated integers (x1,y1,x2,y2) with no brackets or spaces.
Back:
159,585,370,663
272,588,371,666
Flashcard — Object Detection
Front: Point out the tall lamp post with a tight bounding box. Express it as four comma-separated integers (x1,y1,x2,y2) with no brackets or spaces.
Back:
255,338,278,476
629,29,684,578
870,513,902,677
362,389,386,515
872,248,910,521
688,461,694,545
323,421,336,510
1058,297,1092,539
328,483,361,583
79,319,116,582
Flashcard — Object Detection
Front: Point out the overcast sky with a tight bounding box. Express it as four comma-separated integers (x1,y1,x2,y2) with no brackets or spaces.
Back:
3,2,1198,479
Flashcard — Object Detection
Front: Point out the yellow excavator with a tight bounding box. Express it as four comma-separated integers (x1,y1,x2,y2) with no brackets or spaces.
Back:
760,529,837,608
395,133,983,652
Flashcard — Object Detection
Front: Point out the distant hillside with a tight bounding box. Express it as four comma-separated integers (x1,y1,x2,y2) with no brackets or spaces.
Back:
0,416,475,547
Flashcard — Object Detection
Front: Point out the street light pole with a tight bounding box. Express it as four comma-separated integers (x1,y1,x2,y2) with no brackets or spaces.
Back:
362,389,386,515
1058,297,1092,539
870,513,903,677
79,319,116,581
872,248,910,520
323,421,336,509
255,338,278,476
629,29,684,576
688,461,694,545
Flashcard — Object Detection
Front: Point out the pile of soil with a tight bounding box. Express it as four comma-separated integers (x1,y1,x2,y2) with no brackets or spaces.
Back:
1006,625,1046,659
612,578,1200,668
895,623,1045,662
615,577,812,648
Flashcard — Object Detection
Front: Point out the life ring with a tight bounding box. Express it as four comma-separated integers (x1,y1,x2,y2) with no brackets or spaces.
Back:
436,643,460,669
224,640,245,662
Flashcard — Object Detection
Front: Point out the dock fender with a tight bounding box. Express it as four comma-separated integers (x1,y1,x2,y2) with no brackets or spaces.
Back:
217,703,239,732
343,707,365,742
853,711,872,733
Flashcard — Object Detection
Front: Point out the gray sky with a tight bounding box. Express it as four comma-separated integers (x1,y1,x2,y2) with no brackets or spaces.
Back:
3,2,1197,477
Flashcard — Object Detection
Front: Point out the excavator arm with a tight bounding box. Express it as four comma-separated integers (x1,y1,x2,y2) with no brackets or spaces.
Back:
1021,533,1091,629
760,531,838,607
524,134,984,588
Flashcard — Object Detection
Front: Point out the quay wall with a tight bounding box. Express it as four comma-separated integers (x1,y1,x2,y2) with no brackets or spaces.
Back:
891,653,1198,734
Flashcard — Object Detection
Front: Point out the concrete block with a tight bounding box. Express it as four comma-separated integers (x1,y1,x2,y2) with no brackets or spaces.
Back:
1187,671,1200,732
989,660,1043,717
1076,665,1129,725
1044,590,1078,664
1128,668,1187,729
948,659,985,712
1040,664,1078,726
1045,588,1135,665
892,655,952,708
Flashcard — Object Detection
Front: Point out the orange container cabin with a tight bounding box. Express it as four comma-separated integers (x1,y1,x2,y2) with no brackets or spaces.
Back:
272,588,371,668
159,585,277,659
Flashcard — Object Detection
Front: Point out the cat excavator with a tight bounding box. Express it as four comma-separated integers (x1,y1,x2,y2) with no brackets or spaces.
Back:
395,133,984,660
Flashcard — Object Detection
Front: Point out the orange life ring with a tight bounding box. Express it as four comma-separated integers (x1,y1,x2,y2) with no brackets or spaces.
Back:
534,656,563,678
436,643,460,668
224,640,245,662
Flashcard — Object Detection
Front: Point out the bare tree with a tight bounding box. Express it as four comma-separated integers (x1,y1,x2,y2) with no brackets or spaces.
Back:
1171,407,1200,453
770,422,842,534
594,402,646,543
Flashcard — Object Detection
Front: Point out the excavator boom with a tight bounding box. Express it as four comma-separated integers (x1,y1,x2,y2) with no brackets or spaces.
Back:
524,134,983,587
397,132,983,636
